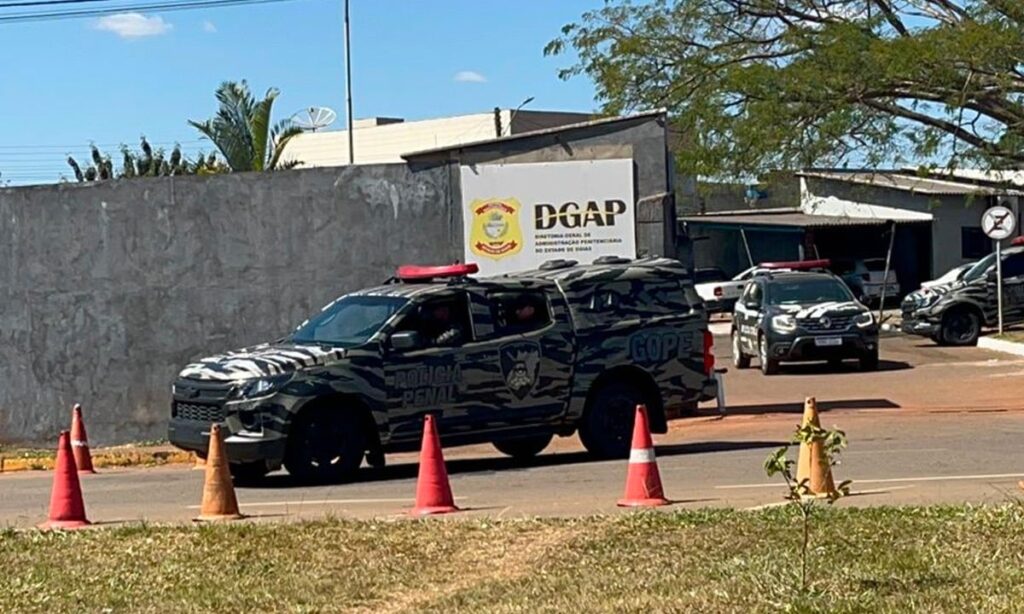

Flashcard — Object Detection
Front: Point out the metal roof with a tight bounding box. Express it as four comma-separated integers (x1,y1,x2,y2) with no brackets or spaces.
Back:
680,209,926,229
797,170,1024,196
401,109,666,160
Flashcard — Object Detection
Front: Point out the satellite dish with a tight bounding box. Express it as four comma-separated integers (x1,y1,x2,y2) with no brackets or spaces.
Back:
291,107,337,131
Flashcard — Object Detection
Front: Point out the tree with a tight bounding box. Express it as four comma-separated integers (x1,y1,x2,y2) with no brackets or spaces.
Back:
188,80,304,172
546,1,1024,179
66,138,226,182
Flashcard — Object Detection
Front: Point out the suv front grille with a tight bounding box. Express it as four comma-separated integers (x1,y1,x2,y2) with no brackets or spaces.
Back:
798,315,854,332
174,402,225,423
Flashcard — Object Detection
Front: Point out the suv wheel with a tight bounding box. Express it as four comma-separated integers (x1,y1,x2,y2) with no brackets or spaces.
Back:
759,333,779,375
284,406,365,484
229,460,270,486
493,434,553,461
732,330,751,369
579,381,643,459
940,309,981,346
860,349,880,371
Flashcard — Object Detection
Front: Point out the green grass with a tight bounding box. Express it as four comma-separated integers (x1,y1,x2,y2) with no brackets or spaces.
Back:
3,506,1024,612
994,330,1024,343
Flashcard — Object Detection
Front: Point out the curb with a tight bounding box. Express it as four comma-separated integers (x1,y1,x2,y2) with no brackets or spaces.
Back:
0,450,196,474
978,336,1024,357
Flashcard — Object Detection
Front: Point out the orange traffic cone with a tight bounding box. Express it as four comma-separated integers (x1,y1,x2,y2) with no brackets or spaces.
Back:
70,404,96,474
618,404,670,507
195,424,243,521
39,431,91,529
796,397,838,497
410,414,459,516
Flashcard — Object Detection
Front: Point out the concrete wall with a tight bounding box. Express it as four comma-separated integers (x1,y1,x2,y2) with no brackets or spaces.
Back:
0,166,455,445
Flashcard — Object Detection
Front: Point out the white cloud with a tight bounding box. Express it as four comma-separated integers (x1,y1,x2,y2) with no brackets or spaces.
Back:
94,13,172,39
453,70,487,83
202,20,217,33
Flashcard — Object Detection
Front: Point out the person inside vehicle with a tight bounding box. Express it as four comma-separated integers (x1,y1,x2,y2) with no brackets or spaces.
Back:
505,296,542,334
425,303,464,347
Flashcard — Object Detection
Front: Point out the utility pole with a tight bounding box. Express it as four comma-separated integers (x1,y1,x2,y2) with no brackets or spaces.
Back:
344,0,355,163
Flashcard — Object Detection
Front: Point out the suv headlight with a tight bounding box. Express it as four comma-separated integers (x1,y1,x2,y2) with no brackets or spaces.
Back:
771,314,797,333
854,312,875,328
230,373,292,401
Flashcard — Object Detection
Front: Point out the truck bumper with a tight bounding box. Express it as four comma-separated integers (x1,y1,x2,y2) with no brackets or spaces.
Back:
168,417,287,465
901,317,940,337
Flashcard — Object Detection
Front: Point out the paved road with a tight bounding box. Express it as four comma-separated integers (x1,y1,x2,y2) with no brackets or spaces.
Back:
3,334,1024,527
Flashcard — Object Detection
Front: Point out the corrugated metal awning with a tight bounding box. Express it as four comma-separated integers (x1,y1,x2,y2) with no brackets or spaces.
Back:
680,209,930,230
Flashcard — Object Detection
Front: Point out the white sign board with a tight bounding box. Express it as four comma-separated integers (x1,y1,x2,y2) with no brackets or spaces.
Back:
982,205,1016,240
460,160,635,275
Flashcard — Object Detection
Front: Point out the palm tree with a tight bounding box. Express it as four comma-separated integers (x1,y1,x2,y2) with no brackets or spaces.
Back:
188,80,303,172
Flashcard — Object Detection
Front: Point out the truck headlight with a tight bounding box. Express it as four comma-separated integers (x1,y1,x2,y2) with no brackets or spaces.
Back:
854,312,875,328
771,314,797,333
231,374,292,401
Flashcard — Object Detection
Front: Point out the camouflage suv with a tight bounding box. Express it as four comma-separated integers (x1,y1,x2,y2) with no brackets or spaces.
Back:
168,257,717,483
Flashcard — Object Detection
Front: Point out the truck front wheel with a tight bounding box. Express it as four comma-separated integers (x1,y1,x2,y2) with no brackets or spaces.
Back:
579,381,643,459
493,434,553,461
940,308,981,346
284,405,365,484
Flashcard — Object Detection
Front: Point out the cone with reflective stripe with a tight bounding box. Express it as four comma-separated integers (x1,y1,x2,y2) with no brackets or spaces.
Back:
410,414,459,516
618,404,670,507
796,397,837,497
39,431,91,529
195,424,243,521
69,404,96,474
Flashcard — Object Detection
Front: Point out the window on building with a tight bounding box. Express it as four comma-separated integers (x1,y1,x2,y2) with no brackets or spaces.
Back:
961,227,992,260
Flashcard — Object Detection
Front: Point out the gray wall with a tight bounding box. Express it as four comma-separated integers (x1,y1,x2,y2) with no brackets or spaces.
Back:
0,165,456,445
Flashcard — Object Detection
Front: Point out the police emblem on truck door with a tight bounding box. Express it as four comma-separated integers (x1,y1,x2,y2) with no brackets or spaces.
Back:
500,341,541,399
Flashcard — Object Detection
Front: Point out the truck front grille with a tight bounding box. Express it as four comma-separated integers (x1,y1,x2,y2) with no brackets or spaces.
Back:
798,315,854,332
174,402,225,423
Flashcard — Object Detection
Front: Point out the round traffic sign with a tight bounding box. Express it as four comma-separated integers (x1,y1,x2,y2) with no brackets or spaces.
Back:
982,206,1017,240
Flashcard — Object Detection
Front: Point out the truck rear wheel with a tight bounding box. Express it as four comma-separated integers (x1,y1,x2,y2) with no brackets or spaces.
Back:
493,434,553,461
284,405,365,484
579,381,643,459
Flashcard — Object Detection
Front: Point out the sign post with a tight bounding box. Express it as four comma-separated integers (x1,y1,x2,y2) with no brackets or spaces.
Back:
981,205,1017,335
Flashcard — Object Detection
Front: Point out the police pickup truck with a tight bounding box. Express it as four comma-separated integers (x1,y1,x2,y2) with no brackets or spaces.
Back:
168,257,717,483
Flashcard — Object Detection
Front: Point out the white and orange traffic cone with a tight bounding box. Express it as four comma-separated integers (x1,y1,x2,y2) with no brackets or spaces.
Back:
69,404,96,474
618,404,670,507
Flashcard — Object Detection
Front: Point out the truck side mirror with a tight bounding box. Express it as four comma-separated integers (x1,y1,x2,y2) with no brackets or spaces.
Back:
390,331,422,351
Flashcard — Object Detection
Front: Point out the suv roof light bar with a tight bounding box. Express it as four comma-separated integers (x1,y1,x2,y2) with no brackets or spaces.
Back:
396,263,479,282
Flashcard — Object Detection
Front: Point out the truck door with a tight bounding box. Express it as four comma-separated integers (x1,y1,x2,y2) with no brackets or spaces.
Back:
383,291,488,440
1000,252,1024,323
469,288,575,431
734,281,763,354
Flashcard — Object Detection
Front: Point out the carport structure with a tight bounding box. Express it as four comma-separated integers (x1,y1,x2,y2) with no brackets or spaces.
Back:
680,209,931,291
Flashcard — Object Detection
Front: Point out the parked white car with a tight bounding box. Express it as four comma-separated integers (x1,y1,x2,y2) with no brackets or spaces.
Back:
838,258,901,304
695,260,830,313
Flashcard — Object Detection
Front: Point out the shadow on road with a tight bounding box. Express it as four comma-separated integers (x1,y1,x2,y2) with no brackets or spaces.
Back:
249,440,786,489
716,398,900,416
774,359,912,375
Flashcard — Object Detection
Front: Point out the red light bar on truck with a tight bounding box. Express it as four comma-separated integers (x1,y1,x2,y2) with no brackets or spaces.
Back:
759,259,831,271
396,263,479,281
1012,236,1024,246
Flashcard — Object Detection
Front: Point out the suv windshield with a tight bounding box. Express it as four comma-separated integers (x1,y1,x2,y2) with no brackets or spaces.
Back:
292,296,407,347
768,278,853,305
962,252,998,282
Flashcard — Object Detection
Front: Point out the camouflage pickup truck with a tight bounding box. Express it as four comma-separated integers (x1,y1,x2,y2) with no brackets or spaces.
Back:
168,257,717,483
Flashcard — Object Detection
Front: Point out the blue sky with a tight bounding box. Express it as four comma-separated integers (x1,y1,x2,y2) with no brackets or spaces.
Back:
0,0,603,185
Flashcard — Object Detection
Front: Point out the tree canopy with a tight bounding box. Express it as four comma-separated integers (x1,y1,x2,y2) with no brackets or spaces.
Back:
66,138,226,182
188,81,303,172
546,1,1024,179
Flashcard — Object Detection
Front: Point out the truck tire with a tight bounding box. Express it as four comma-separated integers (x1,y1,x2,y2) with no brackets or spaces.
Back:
579,381,644,459
732,330,751,369
940,308,980,346
493,434,553,461
759,333,780,375
284,405,365,484
229,461,270,486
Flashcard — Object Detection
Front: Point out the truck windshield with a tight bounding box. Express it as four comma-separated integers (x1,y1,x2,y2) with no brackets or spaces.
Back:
292,296,407,347
962,253,997,282
768,279,853,305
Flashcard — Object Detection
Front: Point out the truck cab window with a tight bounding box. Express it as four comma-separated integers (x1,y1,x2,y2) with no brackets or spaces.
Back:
394,294,472,349
489,291,552,336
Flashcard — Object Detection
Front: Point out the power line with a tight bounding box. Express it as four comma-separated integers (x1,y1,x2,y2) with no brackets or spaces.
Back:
0,0,119,9
0,0,304,23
